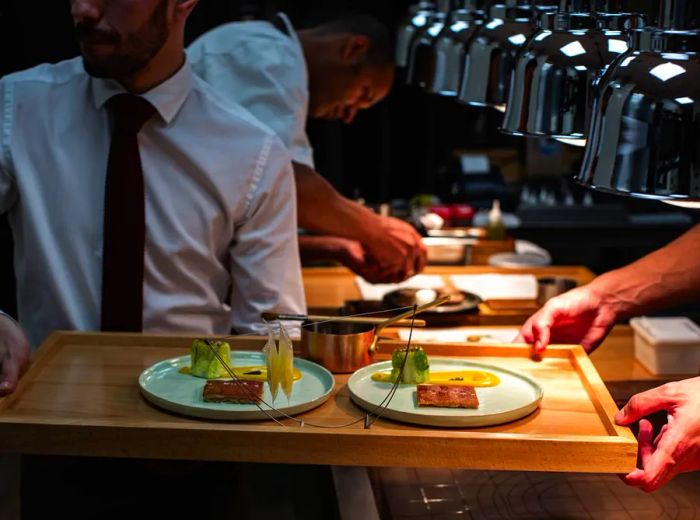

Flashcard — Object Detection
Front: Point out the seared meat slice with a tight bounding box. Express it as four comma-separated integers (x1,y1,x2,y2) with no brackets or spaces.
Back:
203,380,263,404
416,384,479,409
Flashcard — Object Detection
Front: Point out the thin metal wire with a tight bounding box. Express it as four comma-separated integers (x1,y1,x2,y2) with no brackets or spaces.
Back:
294,306,417,330
366,311,417,428
202,305,419,429
215,304,421,342
205,339,292,427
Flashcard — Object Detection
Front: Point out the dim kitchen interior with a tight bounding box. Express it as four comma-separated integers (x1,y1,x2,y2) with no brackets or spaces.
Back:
1,0,700,518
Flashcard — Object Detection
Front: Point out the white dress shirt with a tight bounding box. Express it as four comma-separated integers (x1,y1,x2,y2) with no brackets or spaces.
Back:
188,13,315,169
0,57,306,348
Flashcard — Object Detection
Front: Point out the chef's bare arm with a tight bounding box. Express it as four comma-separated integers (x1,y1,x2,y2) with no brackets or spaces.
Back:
293,162,426,277
591,223,700,319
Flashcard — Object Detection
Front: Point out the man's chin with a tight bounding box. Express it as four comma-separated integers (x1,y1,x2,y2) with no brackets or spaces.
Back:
81,57,112,79
81,56,144,80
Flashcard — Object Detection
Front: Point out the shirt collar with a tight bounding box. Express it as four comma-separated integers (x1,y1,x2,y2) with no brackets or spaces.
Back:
276,12,299,44
91,59,193,125
275,12,308,87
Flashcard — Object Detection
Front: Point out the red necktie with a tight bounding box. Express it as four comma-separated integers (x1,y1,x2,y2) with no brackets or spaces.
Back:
100,94,156,332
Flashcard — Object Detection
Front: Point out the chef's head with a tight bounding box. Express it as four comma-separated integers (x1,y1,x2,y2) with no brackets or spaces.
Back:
300,15,394,124
71,0,198,80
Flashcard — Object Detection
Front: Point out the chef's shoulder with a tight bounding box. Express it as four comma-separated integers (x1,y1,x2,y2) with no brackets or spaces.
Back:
189,73,280,137
188,20,303,85
189,20,295,59
187,74,291,170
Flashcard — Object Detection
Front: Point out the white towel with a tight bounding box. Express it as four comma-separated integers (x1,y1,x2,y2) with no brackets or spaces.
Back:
450,274,537,300
354,274,445,301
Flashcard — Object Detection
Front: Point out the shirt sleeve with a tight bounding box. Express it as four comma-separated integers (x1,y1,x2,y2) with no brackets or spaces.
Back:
228,134,306,335
191,39,315,169
0,79,17,319
0,78,18,215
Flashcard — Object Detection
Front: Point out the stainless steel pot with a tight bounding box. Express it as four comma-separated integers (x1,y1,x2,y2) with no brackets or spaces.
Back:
300,296,450,373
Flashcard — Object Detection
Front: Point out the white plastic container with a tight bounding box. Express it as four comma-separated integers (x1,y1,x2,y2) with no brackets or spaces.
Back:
630,317,700,375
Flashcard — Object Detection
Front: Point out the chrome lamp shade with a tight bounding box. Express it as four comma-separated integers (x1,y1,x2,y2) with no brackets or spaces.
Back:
456,0,542,111
397,2,436,69
406,0,453,87
501,1,643,141
428,0,488,96
576,0,700,203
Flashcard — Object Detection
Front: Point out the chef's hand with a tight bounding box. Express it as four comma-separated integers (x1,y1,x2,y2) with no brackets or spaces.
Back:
514,285,618,355
0,314,30,396
363,216,427,283
331,237,389,284
298,235,387,283
615,377,700,492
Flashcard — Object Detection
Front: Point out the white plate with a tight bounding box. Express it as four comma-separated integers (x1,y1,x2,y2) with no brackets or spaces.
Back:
139,352,335,421
348,358,543,428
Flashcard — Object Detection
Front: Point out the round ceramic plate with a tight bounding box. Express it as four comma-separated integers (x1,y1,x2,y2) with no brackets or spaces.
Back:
139,352,335,421
348,358,543,428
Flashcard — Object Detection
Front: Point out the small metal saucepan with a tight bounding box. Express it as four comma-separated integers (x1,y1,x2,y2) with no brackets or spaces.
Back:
299,295,450,373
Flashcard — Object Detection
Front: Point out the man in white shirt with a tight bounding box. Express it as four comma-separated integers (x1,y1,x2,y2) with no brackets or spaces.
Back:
188,14,427,284
1,1,322,519
0,0,305,395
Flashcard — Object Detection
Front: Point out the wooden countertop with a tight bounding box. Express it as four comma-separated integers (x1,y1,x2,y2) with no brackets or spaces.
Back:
303,266,595,326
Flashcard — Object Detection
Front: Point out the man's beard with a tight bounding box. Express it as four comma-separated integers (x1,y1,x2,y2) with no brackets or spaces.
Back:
80,0,169,79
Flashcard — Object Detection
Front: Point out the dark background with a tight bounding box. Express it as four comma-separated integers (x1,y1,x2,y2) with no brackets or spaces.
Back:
0,0,517,202
0,0,697,319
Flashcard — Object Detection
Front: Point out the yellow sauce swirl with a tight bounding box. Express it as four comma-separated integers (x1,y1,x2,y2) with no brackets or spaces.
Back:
371,369,500,387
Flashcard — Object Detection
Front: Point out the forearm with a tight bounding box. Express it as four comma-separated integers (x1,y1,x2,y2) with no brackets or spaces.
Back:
590,224,700,319
298,235,351,264
294,162,381,242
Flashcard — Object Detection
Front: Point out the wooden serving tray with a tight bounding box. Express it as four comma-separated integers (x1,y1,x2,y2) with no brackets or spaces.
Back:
0,332,637,473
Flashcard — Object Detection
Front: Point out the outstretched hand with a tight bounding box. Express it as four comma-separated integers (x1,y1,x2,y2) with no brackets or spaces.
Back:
0,314,30,396
515,286,618,355
616,377,700,492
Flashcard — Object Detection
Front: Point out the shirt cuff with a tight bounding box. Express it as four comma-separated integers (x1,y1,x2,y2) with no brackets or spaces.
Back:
290,148,315,169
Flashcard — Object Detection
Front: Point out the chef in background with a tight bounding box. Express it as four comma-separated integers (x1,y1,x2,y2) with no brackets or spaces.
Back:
188,13,427,284
516,224,700,492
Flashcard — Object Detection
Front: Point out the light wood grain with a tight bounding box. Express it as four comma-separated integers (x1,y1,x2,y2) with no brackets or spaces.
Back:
0,331,635,473
303,266,595,325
